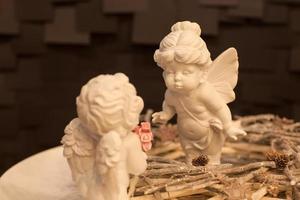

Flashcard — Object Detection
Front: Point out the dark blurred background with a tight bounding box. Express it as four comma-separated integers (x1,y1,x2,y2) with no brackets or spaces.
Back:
0,0,299,174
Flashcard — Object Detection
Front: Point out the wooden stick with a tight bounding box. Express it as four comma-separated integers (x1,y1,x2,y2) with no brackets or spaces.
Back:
225,142,271,153
284,167,298,185
220,161,276,175
251,186,268,200
143,166,198,177
163,150,185,160
147,156,185,165
236,167,269,183
153,192,163,200
131,188,209,200
128,176,139,198
144,162,235,177
138,173,213,194
221,146,238,154
147,163,180,169
143,177,166,200
165,178,217,192
239,114,275,126
286,188,293,200
207,195,226,200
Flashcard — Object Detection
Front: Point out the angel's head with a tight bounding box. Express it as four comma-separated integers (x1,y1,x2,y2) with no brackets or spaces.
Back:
76,73,144,136
154,21,212,93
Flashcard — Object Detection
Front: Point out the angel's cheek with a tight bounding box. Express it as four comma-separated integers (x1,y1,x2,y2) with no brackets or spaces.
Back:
182,80,199,91
164,77,174,89
127,154,147,175
126,135,148,175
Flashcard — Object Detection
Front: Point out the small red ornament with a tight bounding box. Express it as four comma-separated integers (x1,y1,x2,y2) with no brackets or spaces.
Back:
134,122,153,151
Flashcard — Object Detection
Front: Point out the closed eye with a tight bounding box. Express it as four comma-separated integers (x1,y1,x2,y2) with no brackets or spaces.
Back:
166,70,175,74
183,70,192,75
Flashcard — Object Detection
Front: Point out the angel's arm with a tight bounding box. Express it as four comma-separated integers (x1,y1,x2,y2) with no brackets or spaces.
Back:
153,91,176,122
214,104,232,131
162,100,176,118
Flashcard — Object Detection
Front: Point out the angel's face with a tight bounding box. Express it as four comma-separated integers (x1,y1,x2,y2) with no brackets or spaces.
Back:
163,62,205,93
124,95,144,131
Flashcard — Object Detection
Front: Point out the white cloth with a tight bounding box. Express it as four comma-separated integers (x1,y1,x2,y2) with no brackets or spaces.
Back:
0,146,82,200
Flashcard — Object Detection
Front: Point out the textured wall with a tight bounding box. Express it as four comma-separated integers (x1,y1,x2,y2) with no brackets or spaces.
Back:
0,0,300,174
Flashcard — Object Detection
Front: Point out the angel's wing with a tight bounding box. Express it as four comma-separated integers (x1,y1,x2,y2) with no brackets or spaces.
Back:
207,48,239,104
61,118,96,196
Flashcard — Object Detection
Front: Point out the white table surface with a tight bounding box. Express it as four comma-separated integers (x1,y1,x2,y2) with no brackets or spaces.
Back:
0,146,82,200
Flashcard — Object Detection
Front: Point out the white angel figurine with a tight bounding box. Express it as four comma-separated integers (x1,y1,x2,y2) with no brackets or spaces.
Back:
152,21,246,165
61,73,147,200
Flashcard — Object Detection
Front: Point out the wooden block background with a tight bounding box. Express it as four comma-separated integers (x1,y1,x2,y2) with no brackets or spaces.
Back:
228,0,265,19
102,0,148,13
45,6,90,45
263,3,288,24
132,0,177,44
198,0,239,7
0,42,16,70
0,0,19,35
290,47,300,72
15,0,53,22
290,8,300,32
76,0,118,33
177,0,220,36
1,0,300,175
13,24,46,55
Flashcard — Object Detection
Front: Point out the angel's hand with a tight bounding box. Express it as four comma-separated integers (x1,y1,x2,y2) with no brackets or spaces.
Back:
225,126,247,141
152,112,170,124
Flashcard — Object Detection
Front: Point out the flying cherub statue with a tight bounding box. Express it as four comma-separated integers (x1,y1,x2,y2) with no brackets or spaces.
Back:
152,21,246,165
61,73,147,200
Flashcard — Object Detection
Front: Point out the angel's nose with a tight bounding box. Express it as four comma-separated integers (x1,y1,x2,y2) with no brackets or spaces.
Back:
174,73,182,81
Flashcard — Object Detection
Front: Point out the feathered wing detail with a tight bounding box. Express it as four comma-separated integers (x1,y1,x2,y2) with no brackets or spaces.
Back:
207,47,239,104
61,118,97,196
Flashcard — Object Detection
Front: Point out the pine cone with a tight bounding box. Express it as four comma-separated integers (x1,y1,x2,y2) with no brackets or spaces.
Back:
265,151,290,170
192,154,209,166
